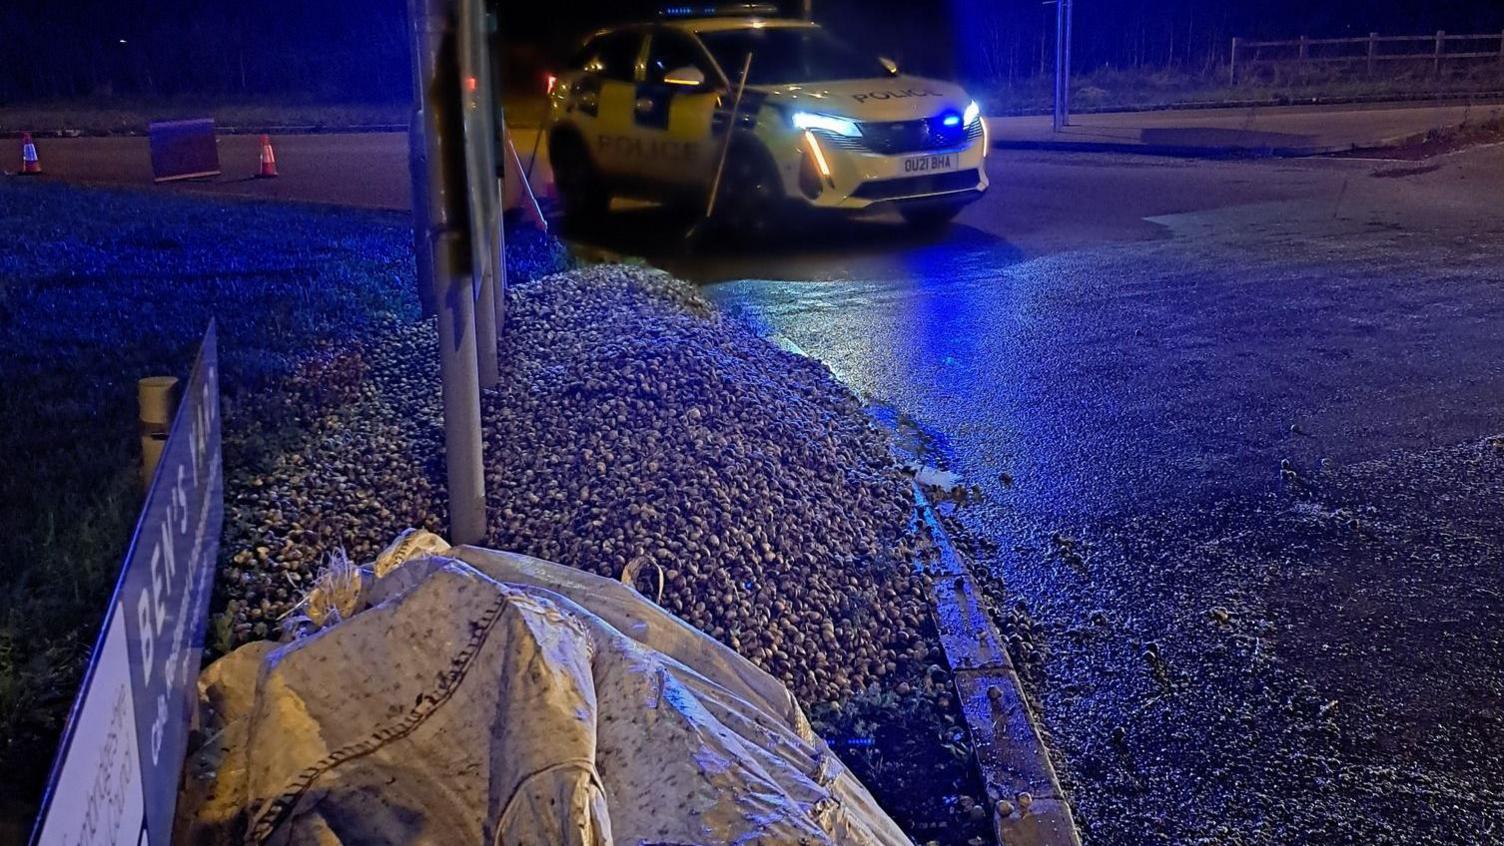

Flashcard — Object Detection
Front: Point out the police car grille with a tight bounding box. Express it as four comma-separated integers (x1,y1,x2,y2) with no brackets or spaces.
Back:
841,117,973,154
852,169,982,201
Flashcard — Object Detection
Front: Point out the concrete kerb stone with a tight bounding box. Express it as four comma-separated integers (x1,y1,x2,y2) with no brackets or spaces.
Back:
985,89,1504,118
989,103,1504,159
989,136,1354,159
914,485,1081,846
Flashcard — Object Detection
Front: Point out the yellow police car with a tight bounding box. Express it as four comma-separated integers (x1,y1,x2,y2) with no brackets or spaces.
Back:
546,4,989,234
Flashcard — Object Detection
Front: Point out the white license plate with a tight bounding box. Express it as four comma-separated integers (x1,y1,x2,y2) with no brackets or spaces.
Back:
902,153,956,174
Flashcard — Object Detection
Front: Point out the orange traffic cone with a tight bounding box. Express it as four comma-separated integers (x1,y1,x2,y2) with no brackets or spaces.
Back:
20,132,41,174
257,135,277,178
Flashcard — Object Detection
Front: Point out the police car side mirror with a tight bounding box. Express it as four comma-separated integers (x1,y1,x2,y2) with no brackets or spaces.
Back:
879,57,899,77
664,65,707,88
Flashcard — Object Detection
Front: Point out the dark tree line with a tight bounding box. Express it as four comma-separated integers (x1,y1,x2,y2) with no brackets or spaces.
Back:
1,0,409,102
3,0,1501,102
940,0,1504,83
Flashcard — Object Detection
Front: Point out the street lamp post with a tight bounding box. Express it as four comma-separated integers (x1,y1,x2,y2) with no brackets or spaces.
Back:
1051,0,1073,132
1063,0,1073,120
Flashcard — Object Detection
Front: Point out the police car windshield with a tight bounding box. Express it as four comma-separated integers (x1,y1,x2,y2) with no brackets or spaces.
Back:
699,26,889,85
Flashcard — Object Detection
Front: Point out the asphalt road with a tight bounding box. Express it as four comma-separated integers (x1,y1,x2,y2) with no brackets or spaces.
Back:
588,146,1504,844
18,131,551,210
28,98,1494,207
27,133,415,208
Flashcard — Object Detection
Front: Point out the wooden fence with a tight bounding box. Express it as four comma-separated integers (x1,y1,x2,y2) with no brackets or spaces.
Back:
1231,32,1504,82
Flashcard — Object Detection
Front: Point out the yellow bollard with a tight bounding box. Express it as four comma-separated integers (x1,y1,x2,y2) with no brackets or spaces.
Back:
139,376,180,491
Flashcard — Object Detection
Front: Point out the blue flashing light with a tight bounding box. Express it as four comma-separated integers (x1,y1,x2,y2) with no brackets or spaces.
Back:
941,113,962,127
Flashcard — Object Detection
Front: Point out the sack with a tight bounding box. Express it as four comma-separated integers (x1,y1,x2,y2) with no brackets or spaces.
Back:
177,532,909,846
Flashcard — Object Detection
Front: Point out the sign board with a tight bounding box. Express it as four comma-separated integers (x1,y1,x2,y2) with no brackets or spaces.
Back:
148,119,221,183
31,323,223,846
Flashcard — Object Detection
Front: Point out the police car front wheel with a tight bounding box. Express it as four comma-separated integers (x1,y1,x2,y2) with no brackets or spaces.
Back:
712,141,785,239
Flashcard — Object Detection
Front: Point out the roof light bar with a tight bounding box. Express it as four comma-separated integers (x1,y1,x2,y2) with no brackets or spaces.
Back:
660,3,782,18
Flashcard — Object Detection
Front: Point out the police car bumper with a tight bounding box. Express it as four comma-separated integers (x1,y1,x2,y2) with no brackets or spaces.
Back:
790,131,989,211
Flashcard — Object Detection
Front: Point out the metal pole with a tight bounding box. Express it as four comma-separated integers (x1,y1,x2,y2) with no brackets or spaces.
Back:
474,248,500,390
484,3,508,338
801,0,812,21
459,0,500,390
409,0,487,545
1434,30,1445,77
1230,36,1239,83
1367,32,1378,77
705,52,754,222
1051,0,1066,132
1062,0,1073,124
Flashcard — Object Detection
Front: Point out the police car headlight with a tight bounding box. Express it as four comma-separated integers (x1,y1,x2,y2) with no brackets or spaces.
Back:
792,111,861,138
963,100,981,127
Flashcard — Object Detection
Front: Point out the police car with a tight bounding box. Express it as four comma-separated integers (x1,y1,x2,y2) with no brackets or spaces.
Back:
546,4,989,234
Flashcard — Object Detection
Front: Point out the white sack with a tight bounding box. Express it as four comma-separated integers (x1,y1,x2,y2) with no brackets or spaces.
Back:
177,534,911,846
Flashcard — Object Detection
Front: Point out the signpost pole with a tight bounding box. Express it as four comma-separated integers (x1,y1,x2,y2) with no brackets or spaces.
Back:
409,0,488,545
460,0,507,391
485,1,509,344
474,257,501,390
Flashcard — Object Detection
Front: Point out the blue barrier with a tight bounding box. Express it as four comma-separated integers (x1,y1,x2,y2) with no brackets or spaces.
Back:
149,119,222,183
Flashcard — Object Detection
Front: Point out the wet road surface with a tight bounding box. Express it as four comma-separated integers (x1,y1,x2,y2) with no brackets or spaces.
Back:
585,146,1504,844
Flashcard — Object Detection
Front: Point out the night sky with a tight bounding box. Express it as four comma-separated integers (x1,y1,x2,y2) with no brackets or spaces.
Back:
3,1,1502,101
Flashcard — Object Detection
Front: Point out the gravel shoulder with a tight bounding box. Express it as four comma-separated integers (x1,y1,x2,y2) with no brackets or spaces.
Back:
0,180,424,836
218,263,994,843
942,435,1504,846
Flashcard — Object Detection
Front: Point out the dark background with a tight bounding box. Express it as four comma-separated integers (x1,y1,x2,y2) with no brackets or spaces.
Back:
3,2,1503,105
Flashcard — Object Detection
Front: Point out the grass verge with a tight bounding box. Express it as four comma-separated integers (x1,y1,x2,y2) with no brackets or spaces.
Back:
0,180,428,833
